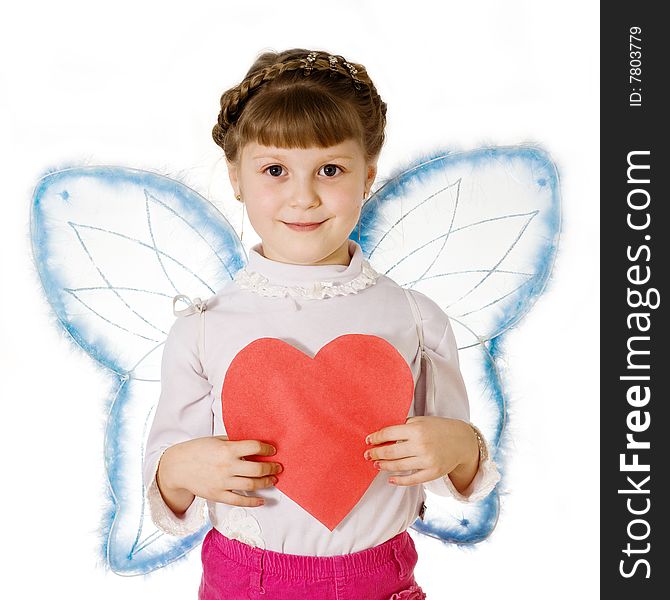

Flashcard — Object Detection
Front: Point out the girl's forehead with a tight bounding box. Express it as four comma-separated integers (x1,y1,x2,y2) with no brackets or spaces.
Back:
243,139,364,161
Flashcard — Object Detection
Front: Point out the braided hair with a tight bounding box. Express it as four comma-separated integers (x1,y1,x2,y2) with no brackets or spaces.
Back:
212,48,387,164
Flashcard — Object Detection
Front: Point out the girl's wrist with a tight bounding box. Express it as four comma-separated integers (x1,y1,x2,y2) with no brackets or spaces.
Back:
445,422,480,494
449,420,481,478
156,446,198,516
158,445,186,493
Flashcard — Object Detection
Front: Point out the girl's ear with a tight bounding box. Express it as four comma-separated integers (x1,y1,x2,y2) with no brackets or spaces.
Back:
365,161,378,194
226,159,240,195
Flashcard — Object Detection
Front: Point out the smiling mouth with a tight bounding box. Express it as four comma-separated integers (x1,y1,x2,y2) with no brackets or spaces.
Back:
283,220,326,231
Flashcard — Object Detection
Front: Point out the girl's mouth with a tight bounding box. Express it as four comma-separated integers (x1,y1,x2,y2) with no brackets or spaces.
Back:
283,220,326,232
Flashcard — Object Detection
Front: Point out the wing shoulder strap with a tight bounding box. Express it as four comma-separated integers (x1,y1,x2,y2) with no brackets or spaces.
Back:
402,287,438,416
172,294,207,368
403,287,425,354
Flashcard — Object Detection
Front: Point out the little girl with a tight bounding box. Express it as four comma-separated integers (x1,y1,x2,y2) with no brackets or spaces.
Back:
143,48,500,599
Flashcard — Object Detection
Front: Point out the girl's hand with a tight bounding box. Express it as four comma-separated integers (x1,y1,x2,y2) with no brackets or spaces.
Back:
364,416,479,490
158,435,283,508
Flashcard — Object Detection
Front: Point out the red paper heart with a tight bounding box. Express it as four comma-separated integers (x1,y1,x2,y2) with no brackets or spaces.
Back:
221,334,414,531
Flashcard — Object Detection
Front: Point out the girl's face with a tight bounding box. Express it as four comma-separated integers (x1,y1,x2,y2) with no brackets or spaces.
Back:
227,139,377,266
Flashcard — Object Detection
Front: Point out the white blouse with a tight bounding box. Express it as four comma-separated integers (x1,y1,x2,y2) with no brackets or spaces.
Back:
143,239,501,555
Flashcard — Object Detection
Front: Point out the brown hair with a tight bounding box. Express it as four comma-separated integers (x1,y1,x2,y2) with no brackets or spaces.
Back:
212,48,387,164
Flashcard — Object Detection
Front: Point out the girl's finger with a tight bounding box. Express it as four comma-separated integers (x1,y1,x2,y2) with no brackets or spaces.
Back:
367,424,412,446
234,439,277,459
235,458,283,478
387,468,439,487
373,456,423,472
225,475,277,492
365,439,412,462
220,490,267,507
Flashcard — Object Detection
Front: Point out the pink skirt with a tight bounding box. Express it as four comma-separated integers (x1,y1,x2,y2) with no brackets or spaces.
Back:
198,527,427,600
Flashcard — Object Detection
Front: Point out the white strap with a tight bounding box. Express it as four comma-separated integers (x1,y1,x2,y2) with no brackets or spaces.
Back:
172,294,207,368
403,288,424,353
403,287,436,416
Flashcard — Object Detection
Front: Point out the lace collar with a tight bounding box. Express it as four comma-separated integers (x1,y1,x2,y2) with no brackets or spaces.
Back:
233,240,381,299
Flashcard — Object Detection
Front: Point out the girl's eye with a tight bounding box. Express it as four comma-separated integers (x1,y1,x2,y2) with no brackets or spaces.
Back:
264,165,284,177
320,164,342,177
262,164,343,177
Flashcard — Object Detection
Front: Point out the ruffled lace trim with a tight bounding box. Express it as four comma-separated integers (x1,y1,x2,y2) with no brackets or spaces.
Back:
422,430,501,503
217,508,266,549
233,260,381,299
145,448,207,536
441,454,502,503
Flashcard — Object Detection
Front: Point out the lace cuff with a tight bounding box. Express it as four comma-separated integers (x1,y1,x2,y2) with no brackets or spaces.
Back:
424,447,501,503
145,449,207,536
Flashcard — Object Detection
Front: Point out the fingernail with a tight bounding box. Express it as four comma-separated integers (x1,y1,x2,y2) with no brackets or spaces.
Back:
364,451,371,460
277,465,283,473
365,435,371,444
374,461,381,470
271,476,278,484
389,478,396,485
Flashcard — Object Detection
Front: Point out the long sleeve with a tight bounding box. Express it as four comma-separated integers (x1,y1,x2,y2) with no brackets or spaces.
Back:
142,309,214,536
409,289,501,503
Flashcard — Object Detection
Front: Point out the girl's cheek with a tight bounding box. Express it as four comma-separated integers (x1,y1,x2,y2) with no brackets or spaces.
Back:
331,186,360,204
250,189,279,208
258,182,286,200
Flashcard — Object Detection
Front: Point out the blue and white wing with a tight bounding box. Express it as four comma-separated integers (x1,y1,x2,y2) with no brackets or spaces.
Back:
30,165,246,574
355,146,561,543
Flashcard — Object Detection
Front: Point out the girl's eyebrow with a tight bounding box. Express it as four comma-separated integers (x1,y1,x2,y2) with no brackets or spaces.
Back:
251,154,354,160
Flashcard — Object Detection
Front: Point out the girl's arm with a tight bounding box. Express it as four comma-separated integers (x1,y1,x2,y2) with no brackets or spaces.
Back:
409,290,501,503
143,311,214,535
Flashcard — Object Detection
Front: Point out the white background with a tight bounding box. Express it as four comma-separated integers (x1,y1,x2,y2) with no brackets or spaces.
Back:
0,1,599,598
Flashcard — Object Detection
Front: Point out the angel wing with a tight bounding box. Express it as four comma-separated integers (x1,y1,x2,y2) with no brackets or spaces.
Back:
30,145,560,574
30,165,245,574
355,146,561,543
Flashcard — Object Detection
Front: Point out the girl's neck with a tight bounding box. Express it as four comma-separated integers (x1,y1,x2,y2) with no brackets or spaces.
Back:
235,239,381,299
259,241,353,267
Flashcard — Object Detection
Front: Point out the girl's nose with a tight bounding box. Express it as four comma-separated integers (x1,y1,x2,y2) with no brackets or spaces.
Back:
289,181,321,208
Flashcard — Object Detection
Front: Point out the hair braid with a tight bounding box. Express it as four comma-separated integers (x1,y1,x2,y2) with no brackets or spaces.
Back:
212,49,387,163
214,59,303,143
